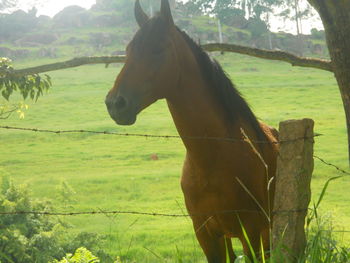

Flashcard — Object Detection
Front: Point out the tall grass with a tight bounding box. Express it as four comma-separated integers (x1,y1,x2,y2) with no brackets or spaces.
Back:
236,176,350,263
301,215,350,263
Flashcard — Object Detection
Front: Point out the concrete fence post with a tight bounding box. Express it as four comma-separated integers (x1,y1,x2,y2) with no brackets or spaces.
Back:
272,118,314,262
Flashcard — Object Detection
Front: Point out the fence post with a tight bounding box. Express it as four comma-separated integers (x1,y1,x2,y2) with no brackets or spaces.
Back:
272,118,314,262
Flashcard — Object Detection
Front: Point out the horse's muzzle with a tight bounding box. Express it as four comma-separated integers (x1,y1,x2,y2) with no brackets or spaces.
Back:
105,95,137,125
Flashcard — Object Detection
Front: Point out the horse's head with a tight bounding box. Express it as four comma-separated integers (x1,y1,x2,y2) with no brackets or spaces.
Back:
105,0,181,125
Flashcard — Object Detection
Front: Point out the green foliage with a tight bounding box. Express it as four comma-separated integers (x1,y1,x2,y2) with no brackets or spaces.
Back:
0,176,66,262
0,176,112,263
232,176,350,263
0,57,51,101
0,5,40,40
310,28,325,40
300,176,350,263
302,216,350,263
52,247,100,263
56,180,77,210
94,0,132,11
241,218,350,263
194,0,282,19
52,247,123,263
246,17,268,38
0,102,28,119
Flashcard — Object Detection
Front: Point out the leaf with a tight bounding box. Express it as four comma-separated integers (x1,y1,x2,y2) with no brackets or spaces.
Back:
35,75,41,88
2,90,9,100
315,175,343,209
260,236,266,263
238,217,258,262
22,90,28,100
30,89,35,100
45,74,52,86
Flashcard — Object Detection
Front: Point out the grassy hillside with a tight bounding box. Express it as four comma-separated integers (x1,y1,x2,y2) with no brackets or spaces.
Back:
1,53,349,262
0,4,329,61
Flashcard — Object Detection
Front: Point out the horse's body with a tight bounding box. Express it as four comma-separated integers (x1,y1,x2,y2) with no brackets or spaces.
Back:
105,1,278,262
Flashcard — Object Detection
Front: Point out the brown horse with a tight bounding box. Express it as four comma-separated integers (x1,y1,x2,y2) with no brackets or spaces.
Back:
105,1,278,262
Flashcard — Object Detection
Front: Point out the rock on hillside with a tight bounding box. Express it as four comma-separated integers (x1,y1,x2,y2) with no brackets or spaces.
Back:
53,6,92,28
15,33,59,46
0,47,30,59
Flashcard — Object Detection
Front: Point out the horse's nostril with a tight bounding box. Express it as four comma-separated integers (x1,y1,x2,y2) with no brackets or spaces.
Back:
115,96,128,110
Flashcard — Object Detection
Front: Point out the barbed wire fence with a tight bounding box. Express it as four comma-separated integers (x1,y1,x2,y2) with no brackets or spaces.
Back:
0,125,322,144
0,124,349,234
1,125,349,173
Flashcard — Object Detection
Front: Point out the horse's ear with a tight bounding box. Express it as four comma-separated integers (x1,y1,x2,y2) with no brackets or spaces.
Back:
134,0,149,27
160,0,174,26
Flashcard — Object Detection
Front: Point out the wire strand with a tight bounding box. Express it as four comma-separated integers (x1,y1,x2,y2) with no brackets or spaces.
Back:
0,125,322,144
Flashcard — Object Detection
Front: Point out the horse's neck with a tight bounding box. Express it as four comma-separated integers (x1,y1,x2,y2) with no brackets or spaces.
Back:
167,80,227,135
166,68,241,162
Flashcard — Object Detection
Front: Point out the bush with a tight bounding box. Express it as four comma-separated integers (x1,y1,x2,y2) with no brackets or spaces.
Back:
52,247,122,263
0,176,66,262
51,247,100,263
0,176,113,263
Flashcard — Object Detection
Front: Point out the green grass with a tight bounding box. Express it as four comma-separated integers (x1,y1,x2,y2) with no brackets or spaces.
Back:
1,53,349,262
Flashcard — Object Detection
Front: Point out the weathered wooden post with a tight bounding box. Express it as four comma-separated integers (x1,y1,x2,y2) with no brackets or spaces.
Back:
272,118,314,262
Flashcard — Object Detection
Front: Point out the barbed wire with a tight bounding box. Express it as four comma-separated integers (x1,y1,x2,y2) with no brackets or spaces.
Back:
0,125,321,144
1,124,350,230
1,210,348,235
0,208,309,217
5,126,349,176
0,209,349,233
313,155,350,176
3,126,348,176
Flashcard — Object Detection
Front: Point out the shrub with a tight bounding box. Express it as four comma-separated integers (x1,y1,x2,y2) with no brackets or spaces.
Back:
52,247,122,263
0,176,112,263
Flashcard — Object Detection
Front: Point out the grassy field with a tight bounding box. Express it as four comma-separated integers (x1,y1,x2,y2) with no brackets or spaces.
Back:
1,53,349,262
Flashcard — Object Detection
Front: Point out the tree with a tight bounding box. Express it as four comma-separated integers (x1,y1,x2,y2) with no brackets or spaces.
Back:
190,0,350,162
0,0,18,10
278,0,314,54
194,0,281,48
0,0,43,12
279,0,313,36
306,1,350,163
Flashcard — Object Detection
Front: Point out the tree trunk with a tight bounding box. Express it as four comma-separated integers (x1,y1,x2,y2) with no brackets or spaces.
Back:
294,0,301,35
308,0,350,163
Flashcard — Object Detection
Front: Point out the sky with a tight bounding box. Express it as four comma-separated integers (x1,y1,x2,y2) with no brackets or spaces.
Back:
15,0,323,34
18,0,96,17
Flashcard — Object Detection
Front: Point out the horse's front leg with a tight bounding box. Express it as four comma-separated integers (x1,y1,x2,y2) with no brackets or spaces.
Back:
192,217,236,263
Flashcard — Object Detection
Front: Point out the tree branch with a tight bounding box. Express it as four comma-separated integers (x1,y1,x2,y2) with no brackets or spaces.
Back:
0,56,126,77
202,43,333,72
0,106,19,120
0,44,333,77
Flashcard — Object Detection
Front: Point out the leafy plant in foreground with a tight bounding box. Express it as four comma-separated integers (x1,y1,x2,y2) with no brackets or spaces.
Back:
52,247,123,263
0,57,52,120
0,57,51,101
51,247,100,263
0,176,66,262
0,176,113,263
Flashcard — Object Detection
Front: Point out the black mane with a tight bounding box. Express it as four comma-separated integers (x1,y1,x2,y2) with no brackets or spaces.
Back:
133,14,267,141
177,29,267,141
